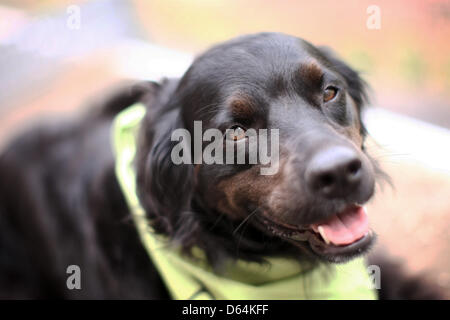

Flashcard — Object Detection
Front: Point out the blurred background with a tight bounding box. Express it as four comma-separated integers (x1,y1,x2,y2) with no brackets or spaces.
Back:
0,0,449,297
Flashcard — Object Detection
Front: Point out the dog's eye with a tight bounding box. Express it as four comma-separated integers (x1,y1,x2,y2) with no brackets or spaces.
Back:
226,126,246,141
323,86,338,102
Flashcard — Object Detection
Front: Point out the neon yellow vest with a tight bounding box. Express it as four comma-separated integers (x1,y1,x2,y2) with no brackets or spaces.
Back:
112,103,377,300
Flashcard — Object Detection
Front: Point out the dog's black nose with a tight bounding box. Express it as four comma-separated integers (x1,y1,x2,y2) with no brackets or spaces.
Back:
305,146,363,199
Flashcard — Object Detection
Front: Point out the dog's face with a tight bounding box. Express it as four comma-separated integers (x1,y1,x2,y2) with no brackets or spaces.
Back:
137,33,378,263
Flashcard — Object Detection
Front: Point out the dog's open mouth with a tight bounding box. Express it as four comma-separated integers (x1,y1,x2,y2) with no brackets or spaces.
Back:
259,205,374,262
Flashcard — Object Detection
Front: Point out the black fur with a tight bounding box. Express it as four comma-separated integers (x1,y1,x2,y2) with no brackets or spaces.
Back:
0,33,443,299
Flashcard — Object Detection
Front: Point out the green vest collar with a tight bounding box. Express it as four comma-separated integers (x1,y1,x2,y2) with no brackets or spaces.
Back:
112,103,377,300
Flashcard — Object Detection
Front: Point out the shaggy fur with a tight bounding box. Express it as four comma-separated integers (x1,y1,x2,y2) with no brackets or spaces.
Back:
0,33,442,299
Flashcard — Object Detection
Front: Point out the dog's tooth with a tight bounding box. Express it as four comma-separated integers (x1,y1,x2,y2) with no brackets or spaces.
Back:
318,226,330,245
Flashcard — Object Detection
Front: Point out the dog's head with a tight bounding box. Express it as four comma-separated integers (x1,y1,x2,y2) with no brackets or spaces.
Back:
136,33,381,264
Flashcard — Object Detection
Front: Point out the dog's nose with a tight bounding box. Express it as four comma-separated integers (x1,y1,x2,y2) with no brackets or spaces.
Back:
305,146,363,198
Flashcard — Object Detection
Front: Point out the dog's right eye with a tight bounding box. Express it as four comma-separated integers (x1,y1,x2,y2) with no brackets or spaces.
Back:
226,126,246,141
323,86,338,102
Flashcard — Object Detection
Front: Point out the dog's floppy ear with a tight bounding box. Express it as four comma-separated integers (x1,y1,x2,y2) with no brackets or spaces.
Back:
317,46,370,134
88,80,163,119
135,79,196,239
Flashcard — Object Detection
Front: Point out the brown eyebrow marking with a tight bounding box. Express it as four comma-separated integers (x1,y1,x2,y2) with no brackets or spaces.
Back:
228,93,257,119
298,59,324,87
292,59,325,105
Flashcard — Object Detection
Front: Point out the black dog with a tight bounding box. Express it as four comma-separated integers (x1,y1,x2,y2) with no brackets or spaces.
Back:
0,33,442,299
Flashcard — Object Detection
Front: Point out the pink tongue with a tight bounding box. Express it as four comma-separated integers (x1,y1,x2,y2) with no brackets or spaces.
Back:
313,206,369,245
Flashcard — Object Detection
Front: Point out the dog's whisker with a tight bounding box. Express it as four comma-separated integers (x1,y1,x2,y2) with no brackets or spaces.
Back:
208,211,227,231
234,209,261,257
232,208,259,236
236,217,252,257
